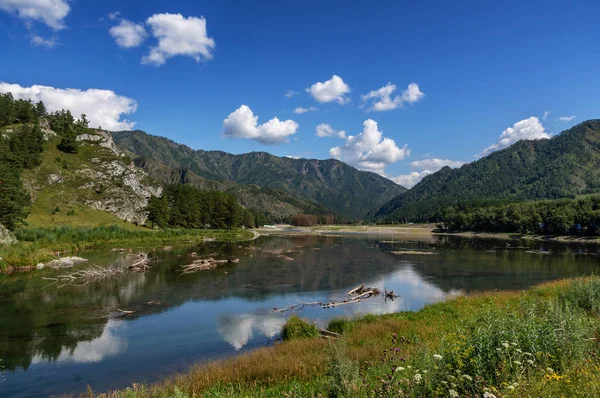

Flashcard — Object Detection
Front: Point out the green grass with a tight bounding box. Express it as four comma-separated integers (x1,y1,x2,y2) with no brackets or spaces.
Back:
0,225,252,270
281,315,321,341
78,277,600,398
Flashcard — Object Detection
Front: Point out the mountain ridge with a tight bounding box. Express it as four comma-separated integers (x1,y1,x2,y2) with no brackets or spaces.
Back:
112,130,407,219
375,119,600,221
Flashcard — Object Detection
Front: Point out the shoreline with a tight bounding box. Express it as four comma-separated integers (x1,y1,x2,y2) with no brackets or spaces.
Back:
255,224,600,244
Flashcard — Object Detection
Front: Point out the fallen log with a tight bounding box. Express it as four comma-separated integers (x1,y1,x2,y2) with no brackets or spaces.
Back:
180,258,239,274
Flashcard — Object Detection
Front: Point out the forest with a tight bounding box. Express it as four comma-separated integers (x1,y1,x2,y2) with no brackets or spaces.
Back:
438,195,600,235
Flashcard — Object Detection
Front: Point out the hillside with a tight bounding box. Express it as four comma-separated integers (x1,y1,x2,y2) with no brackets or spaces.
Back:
134,157,327,221
112,130,406,218
375,119,600,222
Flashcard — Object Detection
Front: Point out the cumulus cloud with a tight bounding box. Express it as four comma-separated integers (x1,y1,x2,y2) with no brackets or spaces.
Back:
110,19,148,48
392,158,465,188
361,82,424,112
293,106,317,114
285,90,298,98
0,82,138,130
0,0,70,30
316,123,346,139
329,119,408,175
306,75,350,104
30,34,57,48
142,13,215,66
481,117,550,156
559,115,576,122
223,105,299,145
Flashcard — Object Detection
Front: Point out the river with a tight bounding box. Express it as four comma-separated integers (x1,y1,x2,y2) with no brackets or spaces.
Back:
0,234,598,397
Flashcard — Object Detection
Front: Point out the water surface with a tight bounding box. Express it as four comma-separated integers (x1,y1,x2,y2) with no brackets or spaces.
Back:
0,234,598,397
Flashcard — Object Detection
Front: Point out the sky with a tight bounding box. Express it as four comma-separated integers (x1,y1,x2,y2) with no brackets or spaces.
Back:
0,0,598,187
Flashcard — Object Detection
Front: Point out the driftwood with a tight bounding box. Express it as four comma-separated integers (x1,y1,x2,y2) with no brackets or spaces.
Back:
180,258,240,274
273,285,381,313
128,252,158,272
385,288,399,301
319,328,341,339
42,265,127,288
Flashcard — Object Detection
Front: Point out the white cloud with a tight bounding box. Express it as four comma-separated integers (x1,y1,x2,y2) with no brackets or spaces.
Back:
110,19,148,48
285,155,300,159
306,75,350,104
223,105,299,145
392,158,465,188
559,115,576,122
30,34,56,48
329,119,409,175
543,110,551,120
142,13,215,66
108,11,120,21
293,106,318,114
481,117,550,156
285,90,298,98
0,0,70,30
361,82,425,112
316,123,346,139
0,82,138,130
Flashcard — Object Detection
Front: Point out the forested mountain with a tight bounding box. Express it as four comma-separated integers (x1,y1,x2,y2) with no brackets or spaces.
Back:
375,120,600,222
134,157,330,222
112,130,406,218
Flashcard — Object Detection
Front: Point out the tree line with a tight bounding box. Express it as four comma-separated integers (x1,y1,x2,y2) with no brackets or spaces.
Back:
438,196,600,235
146,184,258,229
290,214,336,226
0,93,91,230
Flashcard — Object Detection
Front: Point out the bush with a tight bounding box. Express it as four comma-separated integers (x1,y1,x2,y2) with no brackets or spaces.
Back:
281,315,320,341
327,319,354,335
559,277,600,314
327,342,360,398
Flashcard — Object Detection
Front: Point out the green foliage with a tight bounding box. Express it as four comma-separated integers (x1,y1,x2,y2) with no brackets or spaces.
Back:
326,342,360,398
146,185,251,230
0,157,31,231
558,278,600,314
281,315,320,341
326,319,354,335
377,120,600,222
439,195,600,235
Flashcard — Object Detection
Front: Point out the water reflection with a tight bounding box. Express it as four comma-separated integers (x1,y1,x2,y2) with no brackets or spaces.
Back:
0,234,599,397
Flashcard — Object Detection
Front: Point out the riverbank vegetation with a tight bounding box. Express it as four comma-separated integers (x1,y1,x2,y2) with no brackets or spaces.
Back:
439,195,600,236
0,225,251,271
80,277,600,397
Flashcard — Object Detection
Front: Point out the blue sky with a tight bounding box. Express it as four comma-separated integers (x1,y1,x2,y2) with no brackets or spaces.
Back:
0,0,598,187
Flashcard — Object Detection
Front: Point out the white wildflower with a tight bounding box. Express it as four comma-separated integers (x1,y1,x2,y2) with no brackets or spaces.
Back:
462,374,473,381
433,354,443,360
413,373,422,383
483,392,497,398
448,389,459,398
395,366,405,372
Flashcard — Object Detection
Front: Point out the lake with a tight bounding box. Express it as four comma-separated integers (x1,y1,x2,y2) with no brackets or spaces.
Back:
0,233,599,397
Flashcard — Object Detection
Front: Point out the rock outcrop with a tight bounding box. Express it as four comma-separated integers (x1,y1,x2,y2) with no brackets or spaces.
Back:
0,224,17,245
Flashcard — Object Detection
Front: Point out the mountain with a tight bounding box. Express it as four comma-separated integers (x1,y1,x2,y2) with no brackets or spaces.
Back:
375,119,600,222
112,130,407,219
133,157,328,221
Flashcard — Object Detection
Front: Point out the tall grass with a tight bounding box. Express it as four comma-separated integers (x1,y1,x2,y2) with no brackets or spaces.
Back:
0,225,252,270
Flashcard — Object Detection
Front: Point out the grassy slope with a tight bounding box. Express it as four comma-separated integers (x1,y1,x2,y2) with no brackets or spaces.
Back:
88,277,600,398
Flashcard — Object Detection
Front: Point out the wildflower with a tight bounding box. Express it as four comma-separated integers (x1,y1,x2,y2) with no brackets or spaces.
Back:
433,354,443,360
395,366,405,372
483,392,497,398
502,342,510,348
413,373,423,383
514,361,522,366
448,389,459,398
407,365,412,369
462,374,473,381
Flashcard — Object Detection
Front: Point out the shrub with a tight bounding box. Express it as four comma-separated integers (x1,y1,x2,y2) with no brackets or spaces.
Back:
559,277,600,314
327,319,354,335
327,342,360,398
281,315,320,341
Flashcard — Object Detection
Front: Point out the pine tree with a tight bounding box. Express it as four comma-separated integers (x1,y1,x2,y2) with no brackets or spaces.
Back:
0,160,30,231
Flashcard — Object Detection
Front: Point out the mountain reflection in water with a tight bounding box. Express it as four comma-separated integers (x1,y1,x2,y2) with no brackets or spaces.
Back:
0,234,598,398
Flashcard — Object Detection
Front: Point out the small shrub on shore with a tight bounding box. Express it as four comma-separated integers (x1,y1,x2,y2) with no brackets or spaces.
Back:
281,315,320,341
327,319,354,335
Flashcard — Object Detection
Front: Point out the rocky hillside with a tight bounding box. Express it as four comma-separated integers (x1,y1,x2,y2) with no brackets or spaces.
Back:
375,119,600,222
21,128,161,225
112,130,406,218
